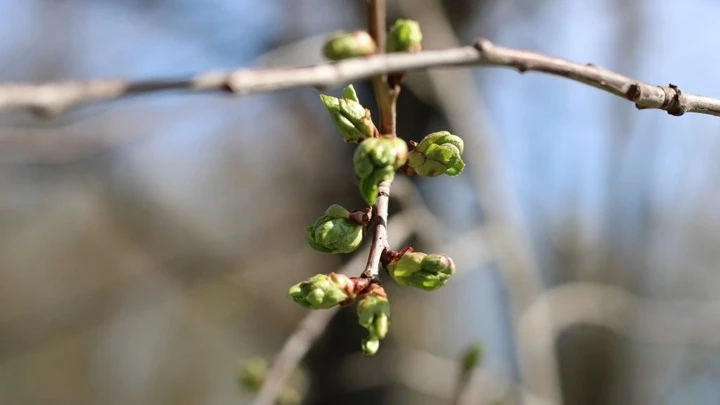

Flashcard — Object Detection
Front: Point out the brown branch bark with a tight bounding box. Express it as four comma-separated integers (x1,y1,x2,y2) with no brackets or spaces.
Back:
360,0,397,281
2,39,717,118
361,179,391,279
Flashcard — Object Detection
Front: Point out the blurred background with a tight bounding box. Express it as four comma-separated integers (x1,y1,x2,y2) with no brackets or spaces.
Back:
1,0,720,404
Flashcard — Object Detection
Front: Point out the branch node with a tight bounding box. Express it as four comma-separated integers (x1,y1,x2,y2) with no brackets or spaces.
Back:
625,83,642,101
665,83,686,116
30,106,62,119
515,64,528,73
473,38,493,53
220,82,235,93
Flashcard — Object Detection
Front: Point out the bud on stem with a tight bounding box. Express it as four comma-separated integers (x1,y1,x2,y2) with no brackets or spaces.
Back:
407,131,465,177
386,19,422,53
323,31,377,61
288,273,370,309
306,204,366,254
384,247,456,291
320,85,376,143
353,137,408,204
356,284,390,356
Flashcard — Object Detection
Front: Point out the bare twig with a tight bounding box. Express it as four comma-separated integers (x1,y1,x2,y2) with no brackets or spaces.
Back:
250,308,336,405
2,39,718,118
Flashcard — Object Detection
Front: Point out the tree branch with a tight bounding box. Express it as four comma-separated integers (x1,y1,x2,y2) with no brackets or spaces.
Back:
360,0,397,281
3,38,717,118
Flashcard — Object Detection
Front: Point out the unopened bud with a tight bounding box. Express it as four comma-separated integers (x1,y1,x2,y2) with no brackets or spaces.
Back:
407,131,465,177
306,204,365,254
238,357,267,392
323,31,377,61
320,85,375,143
357,284,390,355
386,19,422,53
353,137,408,204
386,248,456,290
288,273,369,309
460,342,484,374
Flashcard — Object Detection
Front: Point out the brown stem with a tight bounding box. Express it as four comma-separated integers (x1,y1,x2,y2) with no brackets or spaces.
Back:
368,0,392,135
362,179,392,279
362,0,399,281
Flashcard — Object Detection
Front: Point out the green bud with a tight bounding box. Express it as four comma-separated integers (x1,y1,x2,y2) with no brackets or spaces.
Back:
361,336,380,356
277,388,302,405
238,357,267,392
341,84,360,102
320,86,375,143
386,19,422,53
323,31,377,61
358,165,395,207
288,273,352,309
387,249,456,290
357,285,390,356
354,137,408,204
460,342,484,374
408,131,465,177
306,204,364,253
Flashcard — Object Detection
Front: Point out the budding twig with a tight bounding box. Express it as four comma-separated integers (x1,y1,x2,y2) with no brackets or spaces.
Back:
361,0,398,281
251,211,416,405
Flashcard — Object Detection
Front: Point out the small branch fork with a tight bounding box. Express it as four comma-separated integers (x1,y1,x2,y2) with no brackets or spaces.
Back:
2,39,718,117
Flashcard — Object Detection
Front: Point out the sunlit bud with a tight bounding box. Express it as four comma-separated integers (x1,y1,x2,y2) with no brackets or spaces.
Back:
386,19,422,53
288,273,370,309
407,131,465,177
386,248,456,291
323,31,377,61
357,284,390,355
353,137,408,204
306,204,365,254
320,87,375,143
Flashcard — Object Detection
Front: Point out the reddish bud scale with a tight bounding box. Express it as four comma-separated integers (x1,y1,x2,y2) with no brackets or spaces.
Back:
349,207,373,226
381,246,414,268
340,276,371,306
359,283,387,299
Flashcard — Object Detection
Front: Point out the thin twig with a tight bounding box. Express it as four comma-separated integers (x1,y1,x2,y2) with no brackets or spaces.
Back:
360,0,398,281
2,39,718,118
251,308,338,405
367,0,393,135
361,179,391,279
